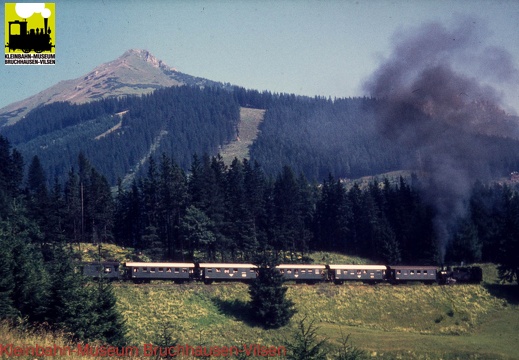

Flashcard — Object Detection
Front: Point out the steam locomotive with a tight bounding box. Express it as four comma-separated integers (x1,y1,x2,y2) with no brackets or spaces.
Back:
81,261,483,285
6,18,54,53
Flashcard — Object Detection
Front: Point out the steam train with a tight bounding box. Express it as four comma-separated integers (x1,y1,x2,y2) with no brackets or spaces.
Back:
6,18,54,53
81,261,483,285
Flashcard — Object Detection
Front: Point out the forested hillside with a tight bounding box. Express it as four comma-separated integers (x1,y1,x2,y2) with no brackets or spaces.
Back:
2,85,519,186
0,86,240,184
250,96,404,179
242,91,519,181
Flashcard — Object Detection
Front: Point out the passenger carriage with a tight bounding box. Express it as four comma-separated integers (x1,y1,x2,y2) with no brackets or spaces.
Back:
125,262,195,283
328,264,387,284
387,265,438,284
81,261,121,280
199,263,257,284
276,264,326,283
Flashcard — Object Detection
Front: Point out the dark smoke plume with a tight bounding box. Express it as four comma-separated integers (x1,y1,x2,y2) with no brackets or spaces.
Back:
363,16,519,262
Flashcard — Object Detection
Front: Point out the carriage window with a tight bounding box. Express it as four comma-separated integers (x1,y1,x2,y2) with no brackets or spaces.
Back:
315,269,320,274
417,270,421,275
158,268,163,272
207,268,212,273
224,268,230,274
175,268,180,273
104,267,111,273
143,267,148,272
182,268,187,273
363,270,368,274
357,270,362,275
301,269,306,273
410,270,415,275
294,269,299,274
150,268,156,273
250,269,255,273
337,270,341,274
166,268,172,273
233,268,238,273
280,269,285,274
287,269,292,274
396,270,401,275
133,268,138,272
216,268,221,273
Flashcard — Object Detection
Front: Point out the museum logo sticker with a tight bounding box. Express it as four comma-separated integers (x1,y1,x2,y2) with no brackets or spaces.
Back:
5,3,55,65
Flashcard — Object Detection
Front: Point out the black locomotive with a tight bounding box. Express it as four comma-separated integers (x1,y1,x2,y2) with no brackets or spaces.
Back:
6,18,54,53
81,261,482,285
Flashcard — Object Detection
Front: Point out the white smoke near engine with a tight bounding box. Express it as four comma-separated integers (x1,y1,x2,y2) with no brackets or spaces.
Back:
15,3,52,19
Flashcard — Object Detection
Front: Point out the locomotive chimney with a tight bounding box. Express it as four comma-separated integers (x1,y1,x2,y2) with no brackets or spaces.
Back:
44,17,48,34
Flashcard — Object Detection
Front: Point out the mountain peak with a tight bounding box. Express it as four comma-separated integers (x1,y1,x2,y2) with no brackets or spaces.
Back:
0,49,183,126
120,49,176,72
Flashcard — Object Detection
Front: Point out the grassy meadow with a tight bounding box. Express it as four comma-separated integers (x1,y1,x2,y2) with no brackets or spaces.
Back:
2,250,518,359
114,277,518,359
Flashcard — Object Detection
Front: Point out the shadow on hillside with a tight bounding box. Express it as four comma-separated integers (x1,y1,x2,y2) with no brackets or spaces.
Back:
211,297,259,327
484,283,519,305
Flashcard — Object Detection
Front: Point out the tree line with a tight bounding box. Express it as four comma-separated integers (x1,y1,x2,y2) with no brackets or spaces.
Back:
12,134,517,277
0,136,126,345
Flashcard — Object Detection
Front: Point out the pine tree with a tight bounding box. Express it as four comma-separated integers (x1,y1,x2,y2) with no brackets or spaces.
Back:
0,136,23,213
224,158,258,260
153,321,180,359
284,317,328,360
91,280,127,346
45,246,97,341
248,254,295,329
141,157,161,255
0,225,17,320
332,331,366,360
158,154,188,260
41,178,67,245
114,179,142,248
11,236,50,322
272,166,306,259
187,154,229,260
180,206,216,261
87,168,114,244
25,155,49,242
0,201,50,322
313,174,350,252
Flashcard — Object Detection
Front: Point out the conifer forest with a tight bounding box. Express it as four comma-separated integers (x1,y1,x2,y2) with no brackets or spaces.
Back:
0,85,518,347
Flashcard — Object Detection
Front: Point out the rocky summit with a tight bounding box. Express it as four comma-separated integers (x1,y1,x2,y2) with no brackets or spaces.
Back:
0,49,213,126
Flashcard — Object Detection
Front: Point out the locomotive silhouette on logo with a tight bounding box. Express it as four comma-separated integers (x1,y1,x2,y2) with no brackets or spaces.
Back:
6,17,54,53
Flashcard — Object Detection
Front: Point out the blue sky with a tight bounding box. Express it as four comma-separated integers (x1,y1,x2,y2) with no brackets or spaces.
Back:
2,0,519,112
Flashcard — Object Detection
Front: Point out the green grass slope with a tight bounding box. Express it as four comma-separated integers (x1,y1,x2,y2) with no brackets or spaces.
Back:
4,246,512,359
114,274,518,359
